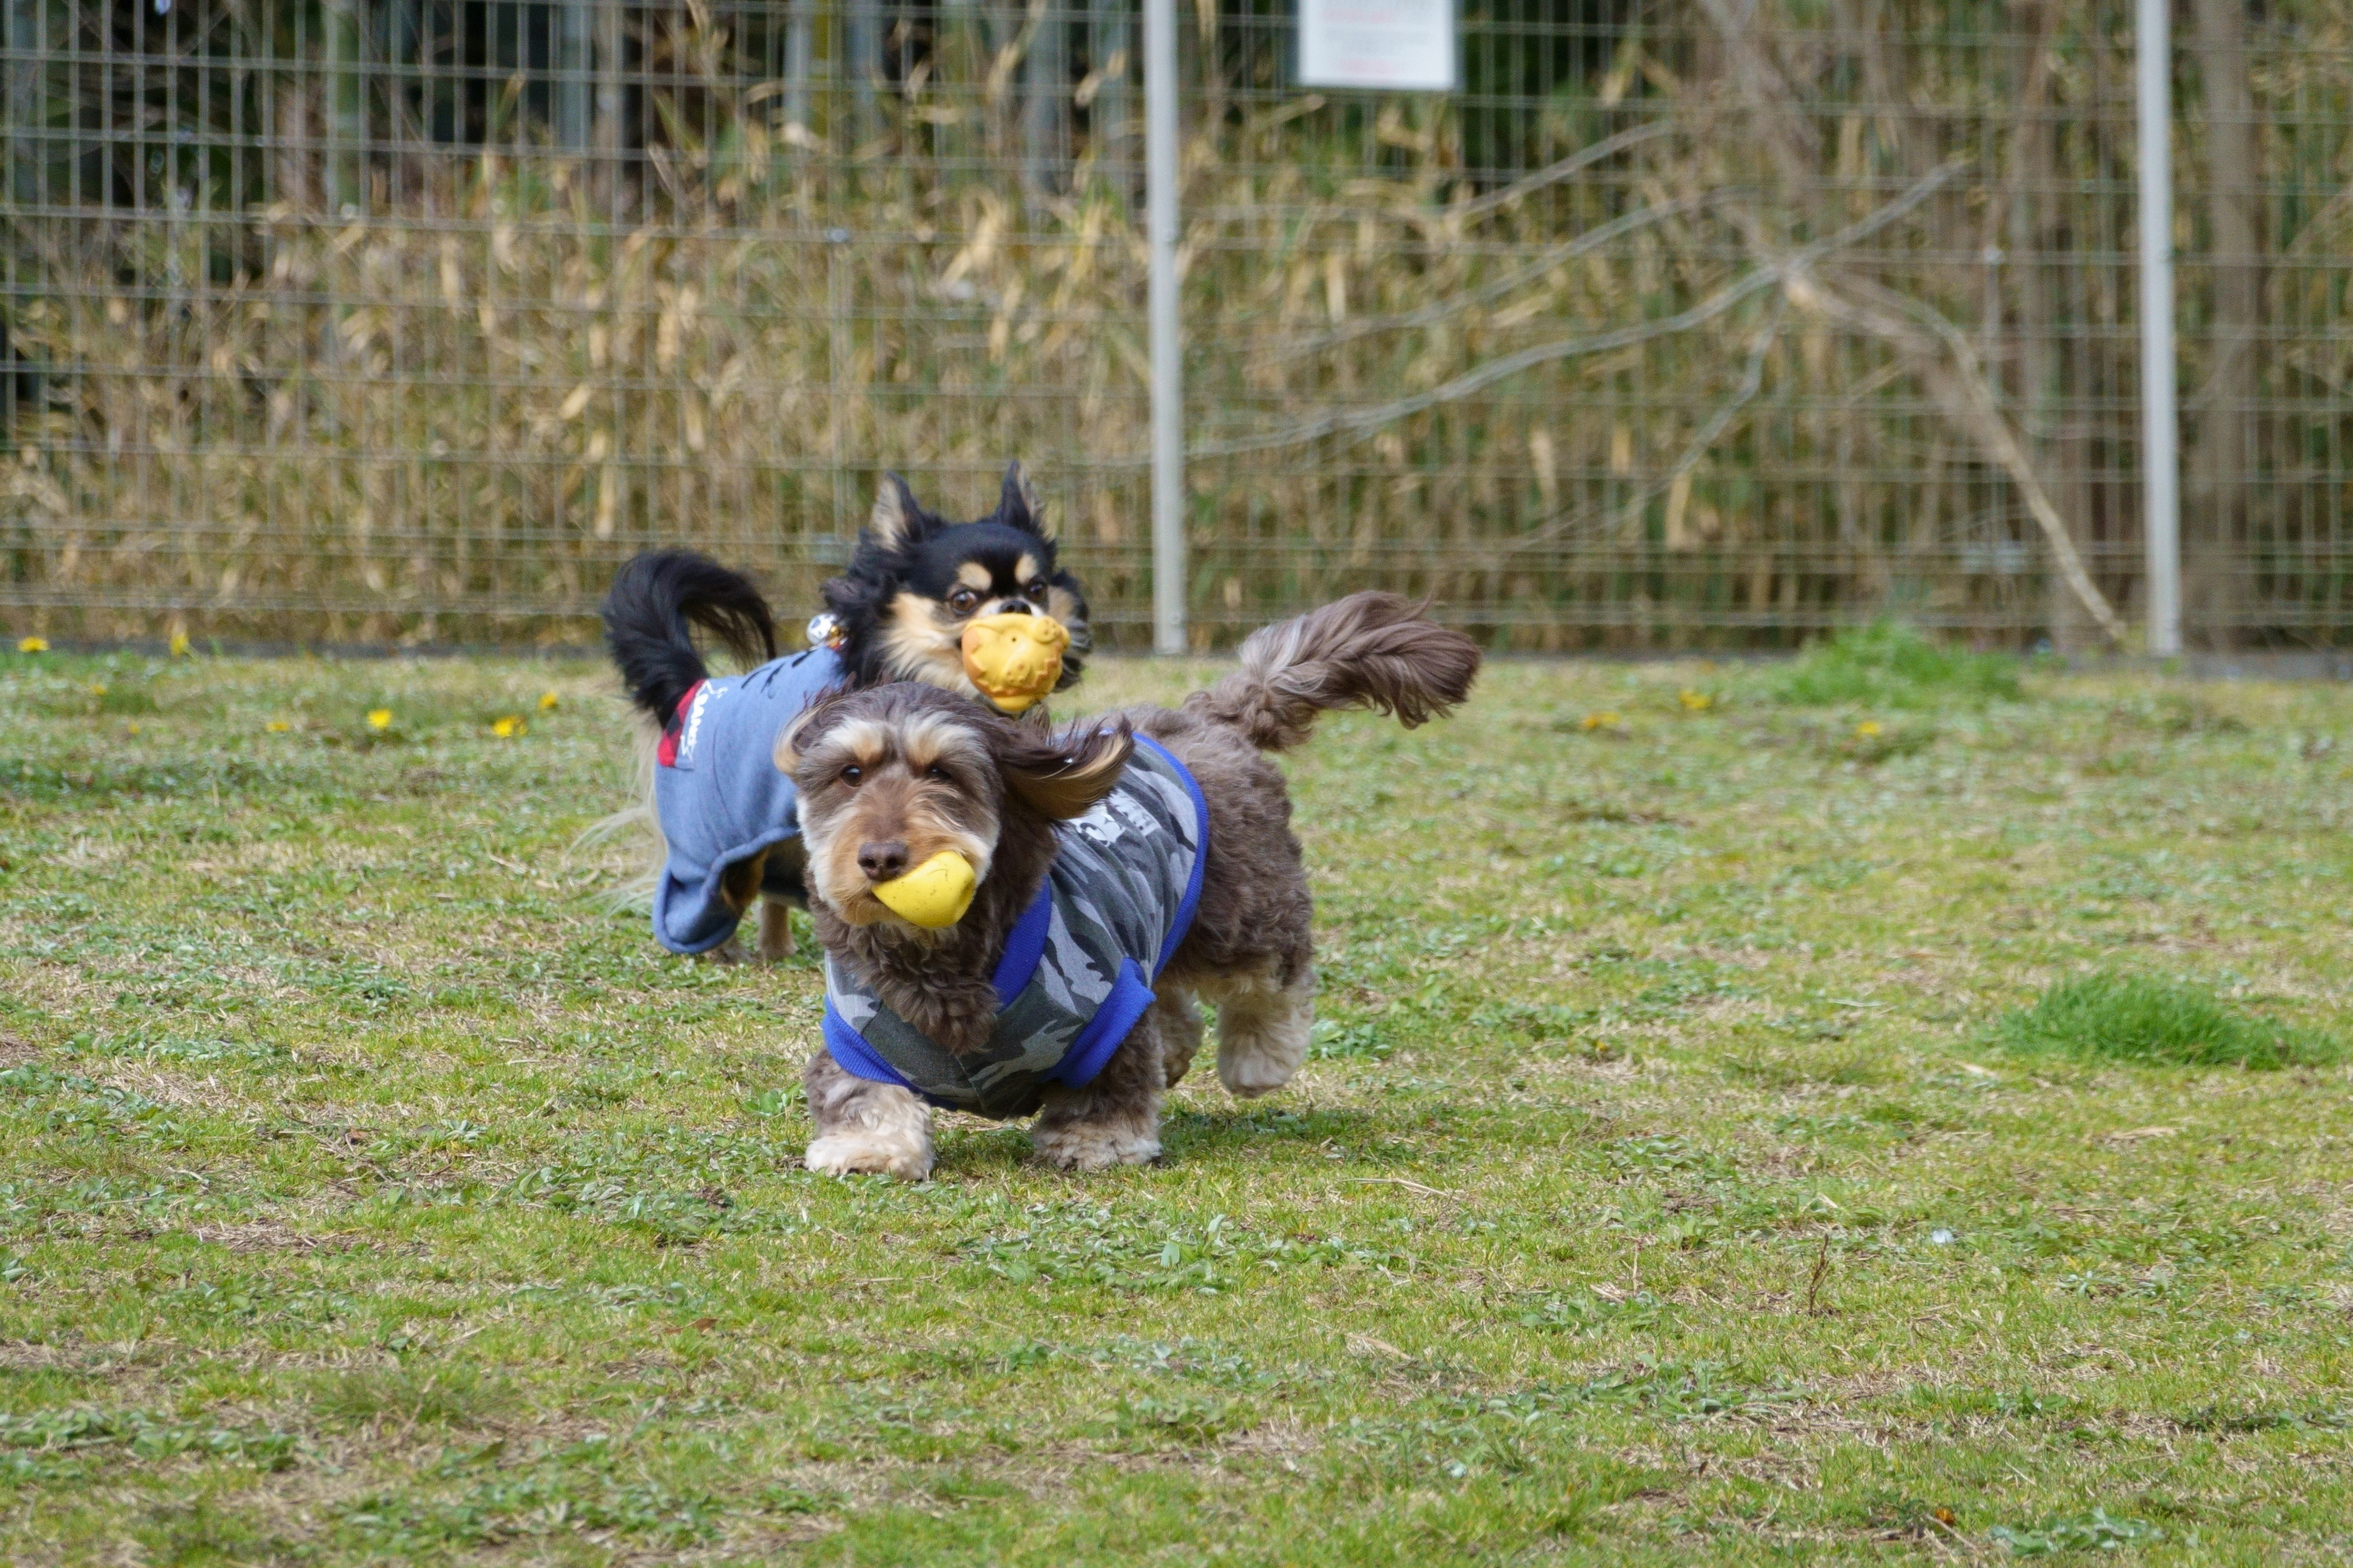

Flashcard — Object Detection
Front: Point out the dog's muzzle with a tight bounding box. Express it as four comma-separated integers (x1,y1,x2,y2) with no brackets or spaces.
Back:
961,612,1069,714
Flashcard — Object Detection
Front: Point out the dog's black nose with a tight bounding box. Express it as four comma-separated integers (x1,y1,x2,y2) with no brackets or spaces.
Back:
996,599,1033,615
856,840,910,881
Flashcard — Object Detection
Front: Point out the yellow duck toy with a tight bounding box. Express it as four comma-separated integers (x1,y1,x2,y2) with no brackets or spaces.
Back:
960,613,1069,716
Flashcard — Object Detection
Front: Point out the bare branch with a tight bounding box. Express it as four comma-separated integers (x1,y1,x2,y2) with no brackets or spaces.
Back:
1448,120,1678,223
1245,191,1725,368
1781,269,2128,646
1192,124,1675,228
1691,0,1823,193
1497,302,1785,560
1196,159,1965,461
1192,276,1776,459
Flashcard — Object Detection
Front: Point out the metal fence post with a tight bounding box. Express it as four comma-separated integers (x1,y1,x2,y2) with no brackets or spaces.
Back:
596,0,626,206
847,0,882,144
555,4,594,151
323,0,365,214
1145,0,1184,654
1022,0,1069,195
784,0,815,139
2137,0,2181,657
1089,0,1130,184
4,0,36,209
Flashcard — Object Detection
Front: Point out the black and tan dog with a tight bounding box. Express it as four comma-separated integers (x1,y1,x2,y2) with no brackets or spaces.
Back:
816,465,1091,695
781,592,1481,1179
600,463,1091,962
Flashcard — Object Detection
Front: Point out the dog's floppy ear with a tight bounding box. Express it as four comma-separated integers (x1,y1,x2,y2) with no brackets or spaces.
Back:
996,461,1049,538
774,695,843,775
867,472,931,552
999,718,1132,820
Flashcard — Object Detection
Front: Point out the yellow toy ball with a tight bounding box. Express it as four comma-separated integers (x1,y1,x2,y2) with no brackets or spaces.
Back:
960,613,1069,715
872,850,979,929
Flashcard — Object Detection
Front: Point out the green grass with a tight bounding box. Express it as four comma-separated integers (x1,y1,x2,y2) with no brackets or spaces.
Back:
1998,973,2343,1070
1769,620,2027,709
3,646,2353,1563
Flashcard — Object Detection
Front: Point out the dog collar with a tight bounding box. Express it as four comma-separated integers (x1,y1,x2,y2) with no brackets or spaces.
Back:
805,611,849,651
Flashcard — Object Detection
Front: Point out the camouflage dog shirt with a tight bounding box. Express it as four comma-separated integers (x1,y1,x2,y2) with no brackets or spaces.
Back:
821,736,1209,1119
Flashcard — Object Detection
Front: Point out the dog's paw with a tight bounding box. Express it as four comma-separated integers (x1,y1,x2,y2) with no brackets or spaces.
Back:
1032,1123,1161,1172
755,903,797,962
1212,980,1313,1098
1217,1057,1297,1098
805,1129,933,1182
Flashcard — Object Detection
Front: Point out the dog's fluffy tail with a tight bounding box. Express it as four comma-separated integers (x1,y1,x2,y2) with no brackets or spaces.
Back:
601,549,778,723
1193,591,1481,752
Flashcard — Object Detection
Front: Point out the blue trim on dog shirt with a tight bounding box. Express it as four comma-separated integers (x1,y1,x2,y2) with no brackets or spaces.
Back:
991,883,1056,1007
821,737,1210,1118
1052,956,1157,1089
1139,736,1209,976
814,877,1066,1100
975,736,1198,1007
821,1000,915,1093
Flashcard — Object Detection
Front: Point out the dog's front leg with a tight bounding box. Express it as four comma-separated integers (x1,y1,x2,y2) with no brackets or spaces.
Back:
1211,966,1315,1098
1154,988,1203,1090
802,1050,934,1182
756,898,797,961
1032,1015,1165,1171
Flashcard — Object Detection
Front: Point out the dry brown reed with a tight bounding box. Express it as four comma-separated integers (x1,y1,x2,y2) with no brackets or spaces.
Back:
4,0,2350,649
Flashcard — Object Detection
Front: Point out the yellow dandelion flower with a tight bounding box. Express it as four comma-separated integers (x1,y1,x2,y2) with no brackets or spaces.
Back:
1678,689,1713,711
126,722,140,736
493,715,526,738
538,690,561,712
16,636,48,654
1579,711,1622,731
168,630,192,657
1855,720,1883,738
266,720,291,733
366,708,394,731
89,683,107,696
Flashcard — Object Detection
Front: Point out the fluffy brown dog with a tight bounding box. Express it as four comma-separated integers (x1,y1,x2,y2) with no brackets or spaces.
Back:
779,592,1481,1178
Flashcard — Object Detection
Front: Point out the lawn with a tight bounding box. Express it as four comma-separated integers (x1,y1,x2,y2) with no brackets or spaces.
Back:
2,641,2351,1564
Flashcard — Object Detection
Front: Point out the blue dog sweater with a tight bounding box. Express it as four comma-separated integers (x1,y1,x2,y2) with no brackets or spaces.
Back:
651,646,843,955
821,736,1210,1119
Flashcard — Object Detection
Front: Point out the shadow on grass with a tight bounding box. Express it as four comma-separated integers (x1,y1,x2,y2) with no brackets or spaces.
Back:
1157,1105,1385,1158
919,1104,1394,1181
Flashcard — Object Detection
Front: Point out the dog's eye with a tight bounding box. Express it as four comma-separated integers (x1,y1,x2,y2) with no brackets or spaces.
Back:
1027,579,1049,599
840,765,863,785
926,764,953,783
948,588,979,613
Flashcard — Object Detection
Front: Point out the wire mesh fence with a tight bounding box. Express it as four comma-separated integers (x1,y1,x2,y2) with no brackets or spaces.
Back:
3,0,2350,650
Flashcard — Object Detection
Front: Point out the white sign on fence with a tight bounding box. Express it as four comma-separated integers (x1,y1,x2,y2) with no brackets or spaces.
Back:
1297,0,1458,92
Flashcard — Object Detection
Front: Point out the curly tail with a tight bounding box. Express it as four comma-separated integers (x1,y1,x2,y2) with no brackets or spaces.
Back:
1192,591,1481,752
601,549,779,723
